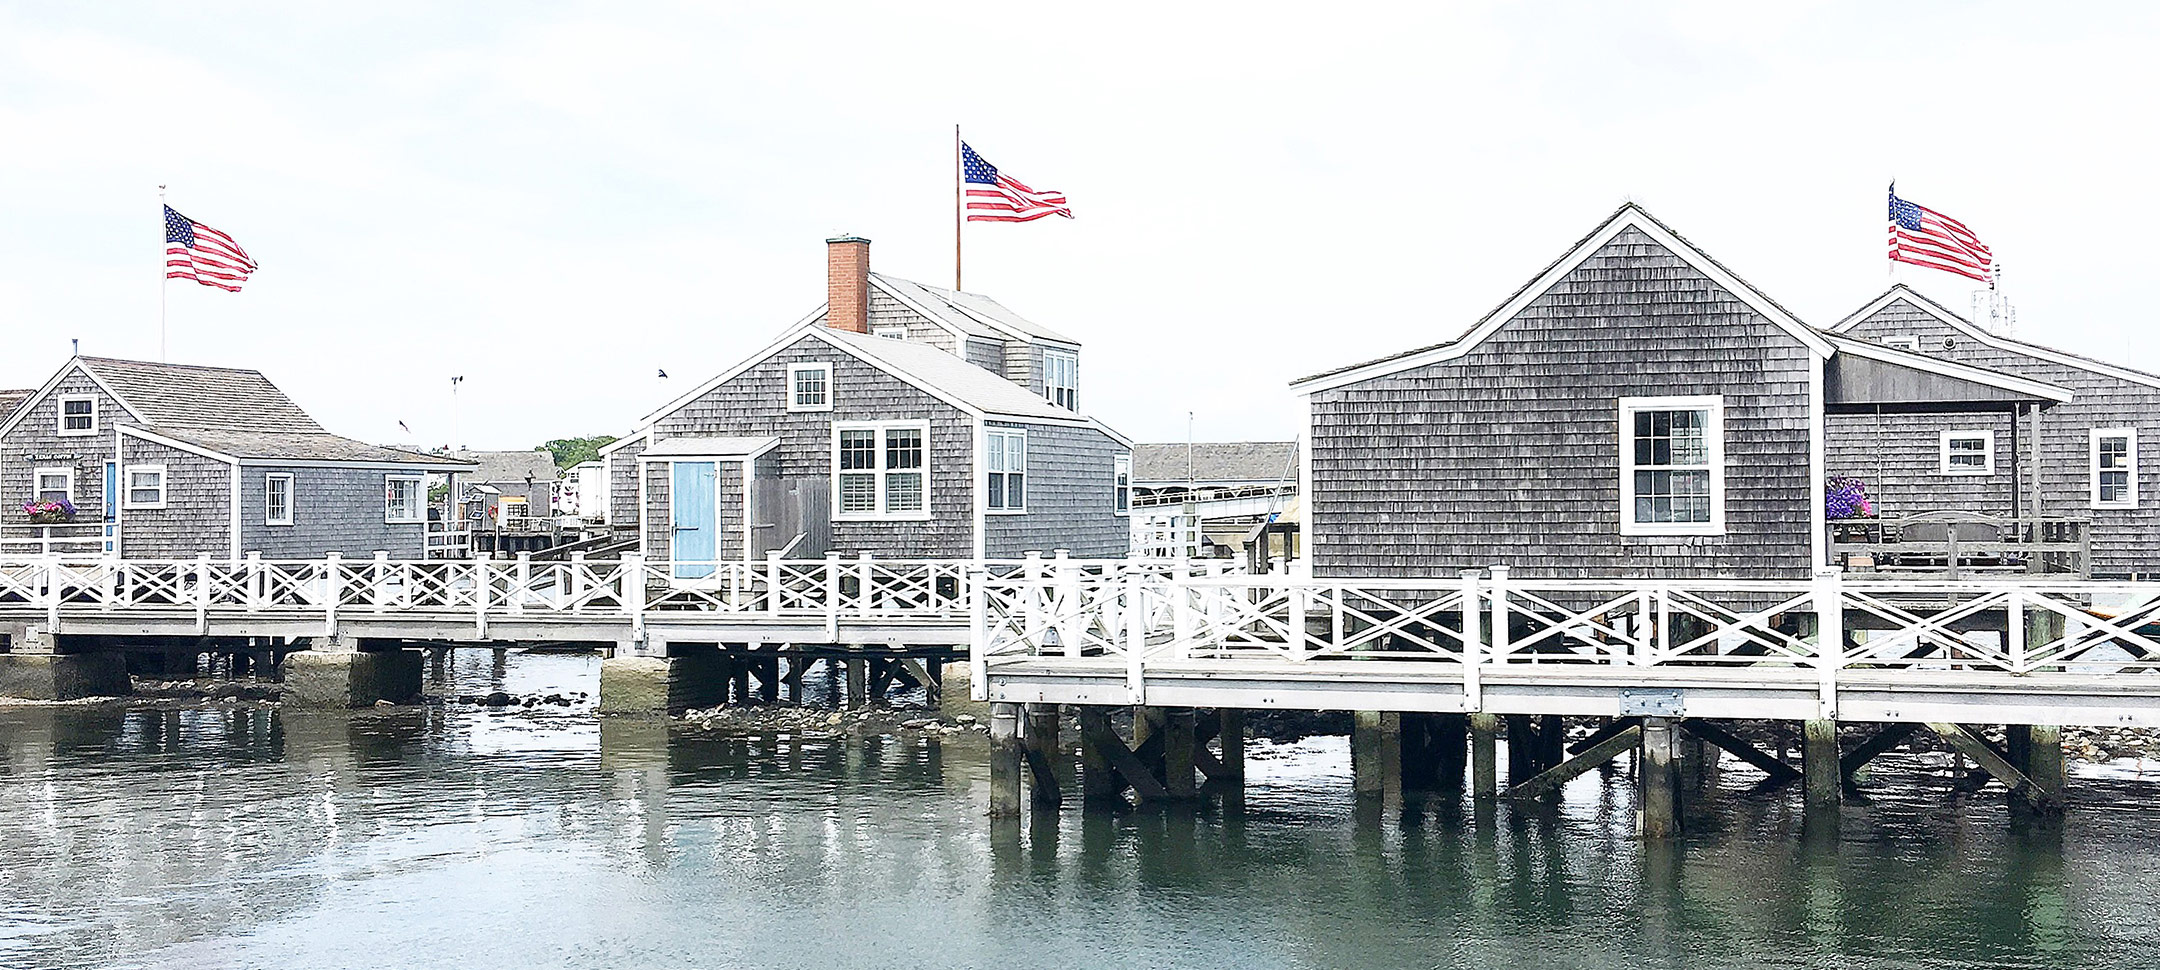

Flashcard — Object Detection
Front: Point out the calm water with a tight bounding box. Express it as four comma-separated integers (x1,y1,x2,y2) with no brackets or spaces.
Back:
3,653,2159,970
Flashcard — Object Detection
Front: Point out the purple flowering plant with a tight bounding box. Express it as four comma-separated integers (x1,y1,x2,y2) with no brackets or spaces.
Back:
1825,477,1873,520
22,498,76,524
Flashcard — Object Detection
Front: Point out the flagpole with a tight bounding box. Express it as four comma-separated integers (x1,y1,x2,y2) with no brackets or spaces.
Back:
954,124,963,291
158,184,169,362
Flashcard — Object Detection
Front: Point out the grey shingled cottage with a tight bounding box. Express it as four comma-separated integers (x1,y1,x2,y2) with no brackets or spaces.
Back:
1294,203,2122,581
0,356,472,559
605,236,1132,575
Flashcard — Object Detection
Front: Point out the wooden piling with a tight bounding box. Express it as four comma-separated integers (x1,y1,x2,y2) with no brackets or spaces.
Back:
1803,719,1842,816
1352,711,1401,799
1024,703,1063,808
1076,707,1128,808
988,702,1022,818
2007,723,2066,814
1435,712,1468,788
1639,716,1679,839
1470,712,1499,800
1504,714,1538,785
844,656,868,709
1216,709,1246,785
1164,708,1198,800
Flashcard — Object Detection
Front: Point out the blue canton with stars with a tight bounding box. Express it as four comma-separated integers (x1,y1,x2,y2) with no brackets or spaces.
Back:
163,205,197,247
961,143,998,185
1887,189,1925,230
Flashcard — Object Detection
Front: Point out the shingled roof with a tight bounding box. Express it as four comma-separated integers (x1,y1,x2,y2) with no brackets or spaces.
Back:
0,389,30,424
870,273,1076,345
77,357,325,432
152,428,471,465
452,449,560,483
1132,441,1298,486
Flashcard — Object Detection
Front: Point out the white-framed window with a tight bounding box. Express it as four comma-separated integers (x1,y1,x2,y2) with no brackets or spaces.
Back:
1114,454,1132,516
56,395,97,437
123,465,167,510
1618,396,1724,536
385,474,424,524
1042,349,1078,410
833,421,928,520
2092,428,2138,509
264,473,295,526
788,363,833,412
1940,430,1995,475
1882,336,1920,352
33,467,73,505
986,428,1027,512
872,325,909,340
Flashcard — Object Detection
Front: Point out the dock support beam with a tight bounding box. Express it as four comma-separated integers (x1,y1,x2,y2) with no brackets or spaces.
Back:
2012,724,2066,814
988,702,1022,818
1352,711,1401,799
1803,719,1842,817
1215,709,1246,786
1024,703,1062,808
1639,716,1679,839
1163,708,1198,800
1470,713,1499,800
284,637,421,708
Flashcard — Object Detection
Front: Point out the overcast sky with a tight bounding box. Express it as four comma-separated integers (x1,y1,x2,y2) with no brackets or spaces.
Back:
5,2,2157,451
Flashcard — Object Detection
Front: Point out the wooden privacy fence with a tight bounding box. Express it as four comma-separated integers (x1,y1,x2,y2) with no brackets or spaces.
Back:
971,566,2160,708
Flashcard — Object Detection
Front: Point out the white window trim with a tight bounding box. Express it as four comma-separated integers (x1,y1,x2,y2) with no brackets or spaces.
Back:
986,427,1028,515
2091,428,2139,510
122,464,168,510
1882,335,1920,352
1114,454,1132,517
1939,430,1995,476
1617,395,1725,537
385,474,425,524
1042,349,1078,410
264,472,295,526
872,325,909,340
831,421,931,522
55,395,98,437
787,363,834,413
32,467,74,503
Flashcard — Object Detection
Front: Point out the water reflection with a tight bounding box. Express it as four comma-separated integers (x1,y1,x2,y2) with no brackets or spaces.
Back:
0,653,2155,969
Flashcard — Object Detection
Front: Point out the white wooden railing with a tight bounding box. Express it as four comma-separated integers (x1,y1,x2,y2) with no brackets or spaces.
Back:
0,525,108,558
0,553,1224,642
971,565,2160,707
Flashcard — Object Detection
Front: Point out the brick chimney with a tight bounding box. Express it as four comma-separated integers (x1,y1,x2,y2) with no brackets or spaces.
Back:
825,236,871,333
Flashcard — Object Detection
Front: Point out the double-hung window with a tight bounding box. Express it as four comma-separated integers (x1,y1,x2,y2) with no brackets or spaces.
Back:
1940,431,1994,475
1883,336,1920,352
1618,396,1724,535
986,428,1027,512
788,363,833,412
124,465,167,510
385,475,424,524
1114,454,1132,515
1042,350,1078,410
265,473,295,526
834,422,928,519
56,396,96,437
33,468,73,505
2093,428,2138,509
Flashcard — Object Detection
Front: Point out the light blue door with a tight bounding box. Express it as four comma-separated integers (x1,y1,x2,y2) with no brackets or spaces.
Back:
102,461,117,553
672,462,716,579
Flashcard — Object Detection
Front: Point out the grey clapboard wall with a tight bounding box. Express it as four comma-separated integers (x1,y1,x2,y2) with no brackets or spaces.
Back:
982,420,1128,558
1824,410,2017,517
116,436,231,559
608,437,648,530
1842,298,2160,576
1307,227,1817,580
237,465,427,559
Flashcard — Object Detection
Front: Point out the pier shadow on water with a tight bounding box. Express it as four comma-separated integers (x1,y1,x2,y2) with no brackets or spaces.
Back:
1,652,2157,969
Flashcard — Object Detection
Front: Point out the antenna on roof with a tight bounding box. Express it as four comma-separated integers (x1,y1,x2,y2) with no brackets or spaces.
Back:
71,339,78,358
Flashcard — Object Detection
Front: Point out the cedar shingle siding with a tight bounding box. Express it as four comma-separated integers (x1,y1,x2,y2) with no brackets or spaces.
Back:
237,466,427,558
1841,298,2160,576
1825,410,2017,516
3,368,116,524
647,335,976,559
1308,227,1816,580
983,420,1127,558
116,436,231,559
608,437,647,528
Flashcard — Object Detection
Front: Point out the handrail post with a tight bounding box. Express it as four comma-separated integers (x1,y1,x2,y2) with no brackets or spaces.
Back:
824,552,842,638
194,553,211,635
1285,572,1307,660
570,552,588,611
858,553,875,618
2007,587,2027,674
42,555,60,633
246,551,263,612
1173,559,1195,660
765,551,783,616
514,552,531,614
98,550,117,612
1814,567,1843,719
623,552,647,649
372,551,391,612
1022,551,1045,647
1487,565,1511,662
473,558,490,639
967,562,990,701
1125,570,1146,704
323,553,342,637
1459,568,1483,712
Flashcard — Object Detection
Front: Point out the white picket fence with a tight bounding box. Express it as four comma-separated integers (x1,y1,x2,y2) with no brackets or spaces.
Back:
969,565,2160,706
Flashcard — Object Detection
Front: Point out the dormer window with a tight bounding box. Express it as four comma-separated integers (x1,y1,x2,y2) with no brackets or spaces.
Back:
788,363,833,412
1043,349,1078,410
1883,336,1920,352
872,325,908,340
57,395,96,437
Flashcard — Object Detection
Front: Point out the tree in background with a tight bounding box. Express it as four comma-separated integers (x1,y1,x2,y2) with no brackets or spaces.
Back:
540,435,617,470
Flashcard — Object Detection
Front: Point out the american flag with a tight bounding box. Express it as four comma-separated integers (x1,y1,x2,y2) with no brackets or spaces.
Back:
1888,186,1992,283
165,205,257,292
962,142,1072,222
